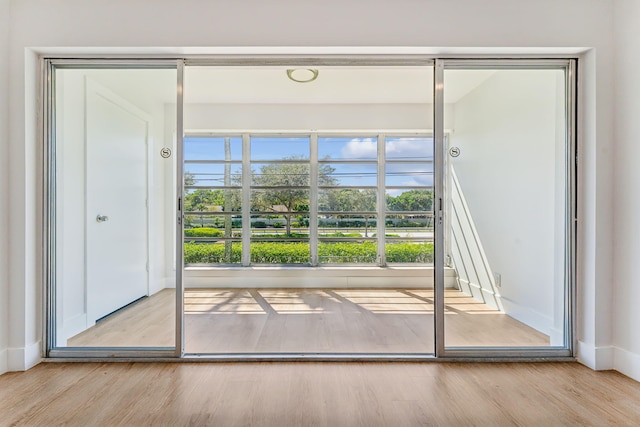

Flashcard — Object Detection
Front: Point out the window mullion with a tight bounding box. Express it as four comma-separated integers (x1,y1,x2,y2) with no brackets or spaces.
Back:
242,134,251,266
310,134,319,266
377,134,386,266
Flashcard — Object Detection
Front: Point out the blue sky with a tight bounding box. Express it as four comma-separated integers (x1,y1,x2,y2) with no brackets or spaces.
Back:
184,136,433,189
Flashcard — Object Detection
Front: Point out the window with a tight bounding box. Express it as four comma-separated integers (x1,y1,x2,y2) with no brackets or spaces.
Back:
384,137,434,265
183,133,434,266
318,137,378,264
184,136,243,264
250,136,311,264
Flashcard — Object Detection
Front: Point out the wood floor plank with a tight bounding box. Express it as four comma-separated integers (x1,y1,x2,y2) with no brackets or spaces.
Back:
1,362,639,426
64,288,549,353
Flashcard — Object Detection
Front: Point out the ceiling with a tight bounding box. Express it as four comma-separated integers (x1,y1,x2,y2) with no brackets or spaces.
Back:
78,66,496,107
185,67,495,104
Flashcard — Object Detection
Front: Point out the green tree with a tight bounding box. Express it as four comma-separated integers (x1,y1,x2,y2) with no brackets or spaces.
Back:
184,189,217,227
252,157,335,234
386,189,433,212
183,173,197,227
319,188,377,236
184,171,196,186
320,188,376,213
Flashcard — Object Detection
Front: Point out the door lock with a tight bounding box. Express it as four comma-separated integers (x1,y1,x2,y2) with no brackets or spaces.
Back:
96,215,109,223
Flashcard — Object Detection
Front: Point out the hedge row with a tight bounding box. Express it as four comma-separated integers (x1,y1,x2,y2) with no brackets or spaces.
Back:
183,241,433,264
184,227,225,238
185,231,365,239
386,242,434,263
186,220,431,230
249,232,363,238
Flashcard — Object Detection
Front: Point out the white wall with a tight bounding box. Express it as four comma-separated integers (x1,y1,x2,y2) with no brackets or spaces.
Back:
3,0,616,372
185,267,457,289
449,168,503,310
612,0,640,382
185,103,445,131
449,70,565,342
0,0,10,375
55,71,88,344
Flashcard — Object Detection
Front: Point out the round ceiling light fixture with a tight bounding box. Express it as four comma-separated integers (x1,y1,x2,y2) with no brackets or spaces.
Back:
286,68,319,83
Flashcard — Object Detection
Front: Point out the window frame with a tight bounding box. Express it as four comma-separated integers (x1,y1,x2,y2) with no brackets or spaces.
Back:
183,132,435,267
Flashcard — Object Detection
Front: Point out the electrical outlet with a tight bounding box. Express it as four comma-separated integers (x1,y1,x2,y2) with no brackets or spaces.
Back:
493,272,502,288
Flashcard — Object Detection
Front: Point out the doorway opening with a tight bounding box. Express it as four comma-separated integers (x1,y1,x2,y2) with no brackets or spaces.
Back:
44,58,575,359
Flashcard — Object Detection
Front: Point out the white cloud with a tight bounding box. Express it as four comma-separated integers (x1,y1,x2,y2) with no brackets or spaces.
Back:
402,178,427,186
341,138,377,159
385,163,432,186
385,138,432,160
396,175,432,187
340,137,432,161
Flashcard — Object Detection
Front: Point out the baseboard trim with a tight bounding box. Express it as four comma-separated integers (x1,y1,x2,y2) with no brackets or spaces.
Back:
577,340,614,370
613,347,640,382
162,276,176,289
461,281,501,310
7,341,41,372
61,313,88,346
549,327,564,347
0,348,7,375
500,297,553,337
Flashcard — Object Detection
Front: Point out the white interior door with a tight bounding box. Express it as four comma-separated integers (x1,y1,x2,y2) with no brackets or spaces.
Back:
86,79,150,325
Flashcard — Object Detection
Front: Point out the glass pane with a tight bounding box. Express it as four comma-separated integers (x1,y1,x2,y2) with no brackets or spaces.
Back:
185,136,242,161
250,241,310,264
385,137,433,160
184,214,241,238
251,214,310,237
318,214,377,239
385,189,434,212
319,163,377,187
318,136,377,160
184,214,243,230
386,240,434,265
385,163,433,187
443,68,567,348
251,136,309,160
184,163,242,189
184,241,242,265
251,163,310,187
385,214,432,232
183,189,242,215
318,241,377,264
250,189,310,215
318,189,377,212
53,67,177,348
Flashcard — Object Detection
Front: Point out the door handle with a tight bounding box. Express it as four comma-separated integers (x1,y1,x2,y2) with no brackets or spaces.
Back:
96,215,109,223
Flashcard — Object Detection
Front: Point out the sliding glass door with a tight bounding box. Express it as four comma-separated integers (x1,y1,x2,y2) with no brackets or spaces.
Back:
46,62,181,356
181,65,437,355
435,60,575,356
45,57,575,359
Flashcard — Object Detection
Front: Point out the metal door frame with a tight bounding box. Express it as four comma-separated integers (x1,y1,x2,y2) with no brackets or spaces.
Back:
44,59,183,358
433,58,577,359
42,55,576,361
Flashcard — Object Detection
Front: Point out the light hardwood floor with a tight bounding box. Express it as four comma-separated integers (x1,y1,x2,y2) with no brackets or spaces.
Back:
1,362,639,426
68,288,548,352
68,289,176,347
69,288,549,352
